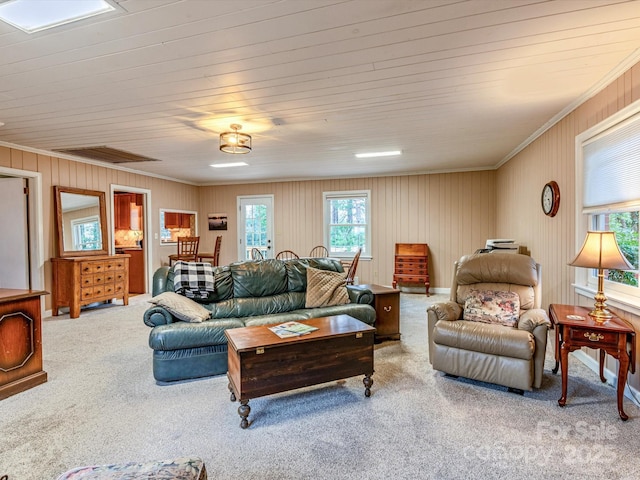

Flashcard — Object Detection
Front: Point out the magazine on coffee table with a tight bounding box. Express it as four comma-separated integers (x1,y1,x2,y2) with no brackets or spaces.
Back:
269,321,319,338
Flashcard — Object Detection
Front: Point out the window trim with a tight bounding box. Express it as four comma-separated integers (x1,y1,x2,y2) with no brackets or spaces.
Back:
575,99,640,316
322,190,371,260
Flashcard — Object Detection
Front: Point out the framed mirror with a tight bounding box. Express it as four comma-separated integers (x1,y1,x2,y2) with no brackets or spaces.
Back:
54,186,109,257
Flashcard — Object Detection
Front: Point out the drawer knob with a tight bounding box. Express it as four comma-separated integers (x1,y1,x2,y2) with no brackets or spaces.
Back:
384,306,392,312
584,332,604,342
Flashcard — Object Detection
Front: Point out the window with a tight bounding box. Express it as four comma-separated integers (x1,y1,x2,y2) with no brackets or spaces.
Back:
323,190,371,258
71,216,101,250
592,212,639,291
159,209,197,244
576,100,640,308
244,204,268,258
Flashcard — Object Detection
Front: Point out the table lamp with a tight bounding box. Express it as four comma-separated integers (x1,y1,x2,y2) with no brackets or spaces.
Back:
569,231,633,323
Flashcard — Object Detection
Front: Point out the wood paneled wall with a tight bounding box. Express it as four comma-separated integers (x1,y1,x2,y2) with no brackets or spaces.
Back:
198,171,497,290
1,146,496,311
0,147,200,309
496,61,640,389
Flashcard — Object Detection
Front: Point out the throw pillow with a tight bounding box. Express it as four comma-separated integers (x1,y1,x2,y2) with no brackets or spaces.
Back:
463,289,520,327
305,266,349,308
149,291,211,323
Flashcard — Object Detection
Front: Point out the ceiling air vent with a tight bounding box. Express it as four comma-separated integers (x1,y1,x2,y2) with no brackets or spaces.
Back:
53,146,160,164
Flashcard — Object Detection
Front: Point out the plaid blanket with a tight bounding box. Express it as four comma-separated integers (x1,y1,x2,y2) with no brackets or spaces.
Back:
173,261,215,300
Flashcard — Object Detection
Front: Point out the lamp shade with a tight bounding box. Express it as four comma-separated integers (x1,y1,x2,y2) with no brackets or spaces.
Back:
569,231,633,270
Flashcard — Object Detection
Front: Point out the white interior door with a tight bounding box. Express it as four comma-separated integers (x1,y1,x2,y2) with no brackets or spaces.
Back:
238,195,274,260
0,177,29,288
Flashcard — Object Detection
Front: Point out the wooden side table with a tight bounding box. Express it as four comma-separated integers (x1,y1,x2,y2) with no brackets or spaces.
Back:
358,284,401,341
0,289,48,400
549,304,636,420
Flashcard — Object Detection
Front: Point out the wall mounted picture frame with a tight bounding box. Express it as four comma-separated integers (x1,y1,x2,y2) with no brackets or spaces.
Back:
208,213,228,230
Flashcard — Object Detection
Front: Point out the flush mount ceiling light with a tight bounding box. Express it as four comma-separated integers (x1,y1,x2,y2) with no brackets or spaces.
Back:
0,0,117,33
219,124,252,154
355,150,402,158
210,162,248,168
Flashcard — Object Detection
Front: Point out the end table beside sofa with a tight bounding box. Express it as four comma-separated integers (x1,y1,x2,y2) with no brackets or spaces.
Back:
549,304,636,420
353,283,401,340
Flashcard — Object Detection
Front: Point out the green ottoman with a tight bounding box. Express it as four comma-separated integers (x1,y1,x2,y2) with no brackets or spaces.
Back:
56,456,206,479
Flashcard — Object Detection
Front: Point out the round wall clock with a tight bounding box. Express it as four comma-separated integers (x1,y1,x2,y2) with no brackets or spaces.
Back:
541,181,560,217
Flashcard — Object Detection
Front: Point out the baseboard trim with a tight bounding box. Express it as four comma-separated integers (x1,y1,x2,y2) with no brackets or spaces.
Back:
395,286,449,295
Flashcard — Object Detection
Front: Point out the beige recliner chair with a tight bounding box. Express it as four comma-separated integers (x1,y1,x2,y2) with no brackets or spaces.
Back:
427,253,550,392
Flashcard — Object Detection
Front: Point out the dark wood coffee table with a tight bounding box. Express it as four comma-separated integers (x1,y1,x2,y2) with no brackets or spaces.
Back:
225,314,375,428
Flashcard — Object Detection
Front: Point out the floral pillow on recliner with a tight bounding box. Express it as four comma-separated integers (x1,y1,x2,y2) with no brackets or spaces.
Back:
463,289,520,327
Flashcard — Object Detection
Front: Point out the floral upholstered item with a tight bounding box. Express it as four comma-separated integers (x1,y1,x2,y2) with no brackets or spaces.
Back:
56,456,206,480
463,289,520,327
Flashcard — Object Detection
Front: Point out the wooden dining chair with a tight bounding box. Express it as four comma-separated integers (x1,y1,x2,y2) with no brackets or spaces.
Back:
345,248,362,285
212,235,222,266
169,236,200,265
251,248,264,260
309,245,329,257
276,250,299,260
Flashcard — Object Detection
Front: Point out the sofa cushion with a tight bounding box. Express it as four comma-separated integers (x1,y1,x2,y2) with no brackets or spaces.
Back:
210,292,306,319
456,252,539,287
231,260,288,298
285,258,344,292
242,311,308,327
305,266,349,308
432,320,535,360
172,261,215,300
149,292,211,323
292,304,376,326
150,318,245,350
463,289,520,327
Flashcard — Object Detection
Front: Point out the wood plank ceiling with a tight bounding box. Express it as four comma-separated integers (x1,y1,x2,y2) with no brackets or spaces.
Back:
1,0,640,185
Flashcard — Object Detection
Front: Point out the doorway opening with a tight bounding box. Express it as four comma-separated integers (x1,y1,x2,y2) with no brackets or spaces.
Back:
110,185,152,294
0,167,43,291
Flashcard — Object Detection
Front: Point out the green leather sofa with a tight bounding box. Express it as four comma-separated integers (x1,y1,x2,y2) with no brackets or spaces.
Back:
143,258,375,382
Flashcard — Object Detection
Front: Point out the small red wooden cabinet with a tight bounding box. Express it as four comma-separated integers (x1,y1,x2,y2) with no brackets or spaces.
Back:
360,284,401,340
392,243,430,295
0,289,48,400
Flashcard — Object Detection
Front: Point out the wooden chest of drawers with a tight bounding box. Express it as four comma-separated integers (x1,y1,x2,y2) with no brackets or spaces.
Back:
51,254,130,319
393,243,430,295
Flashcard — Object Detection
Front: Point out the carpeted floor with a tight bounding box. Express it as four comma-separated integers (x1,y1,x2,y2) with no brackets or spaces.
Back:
1,293,639,480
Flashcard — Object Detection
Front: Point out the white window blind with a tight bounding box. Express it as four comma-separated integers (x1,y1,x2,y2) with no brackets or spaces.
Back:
582,111,640,213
